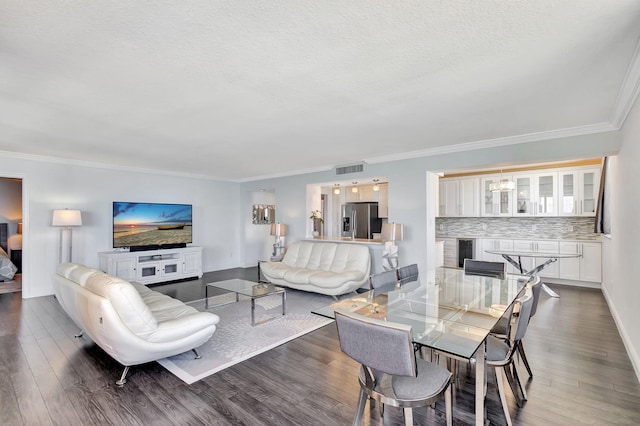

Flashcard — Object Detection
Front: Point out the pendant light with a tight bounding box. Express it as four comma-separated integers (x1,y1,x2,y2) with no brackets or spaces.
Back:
489,170,515,192
333,184,340,195
351,181,358,193
373,179,380,191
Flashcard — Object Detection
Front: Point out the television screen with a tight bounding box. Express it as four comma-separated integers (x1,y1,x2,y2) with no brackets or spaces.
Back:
113,202,193,249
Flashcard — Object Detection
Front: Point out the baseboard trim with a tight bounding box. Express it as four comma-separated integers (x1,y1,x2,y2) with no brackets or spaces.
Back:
541,278,601,289
602,285,640,382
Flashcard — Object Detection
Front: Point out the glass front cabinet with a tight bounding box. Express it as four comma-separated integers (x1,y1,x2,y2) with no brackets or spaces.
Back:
557,168,600,216
481,176,513,216
512,172,557,217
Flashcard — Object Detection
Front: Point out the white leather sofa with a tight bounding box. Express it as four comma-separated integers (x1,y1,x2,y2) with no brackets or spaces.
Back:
53,263,220,385
260,240,371,296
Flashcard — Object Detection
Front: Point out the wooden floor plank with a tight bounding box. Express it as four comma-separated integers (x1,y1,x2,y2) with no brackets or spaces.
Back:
1,268,639,425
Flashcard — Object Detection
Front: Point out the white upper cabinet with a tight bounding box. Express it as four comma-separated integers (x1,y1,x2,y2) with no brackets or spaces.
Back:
481,176,513,216
512,172,557,217
438,178,479,217
558,168,601,216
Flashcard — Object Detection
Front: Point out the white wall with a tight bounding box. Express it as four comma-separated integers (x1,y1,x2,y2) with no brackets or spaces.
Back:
603,95,640,378
0,156,242,298
241,131,622,273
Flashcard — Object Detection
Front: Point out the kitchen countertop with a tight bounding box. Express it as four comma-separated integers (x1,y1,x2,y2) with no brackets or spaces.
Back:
305,236,385,245
435,234,602,242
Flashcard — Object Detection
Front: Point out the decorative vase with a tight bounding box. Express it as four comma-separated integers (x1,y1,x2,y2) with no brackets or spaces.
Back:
312,218,322,238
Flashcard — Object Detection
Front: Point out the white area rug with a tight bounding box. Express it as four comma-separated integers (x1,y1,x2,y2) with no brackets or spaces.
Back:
157,288,336,384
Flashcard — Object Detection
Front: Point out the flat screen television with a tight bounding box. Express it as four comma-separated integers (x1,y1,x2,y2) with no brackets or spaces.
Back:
113,202,193,251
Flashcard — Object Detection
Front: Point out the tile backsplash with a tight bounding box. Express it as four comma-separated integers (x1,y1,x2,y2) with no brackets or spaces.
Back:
435,217,600,240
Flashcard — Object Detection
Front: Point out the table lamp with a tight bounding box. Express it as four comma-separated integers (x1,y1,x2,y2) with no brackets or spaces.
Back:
381,222,404,270
270,222,287,261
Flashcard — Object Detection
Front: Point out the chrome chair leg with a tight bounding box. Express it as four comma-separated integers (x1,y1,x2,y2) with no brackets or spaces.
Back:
352,389,367,426
192,348,201,359
115,366,130,387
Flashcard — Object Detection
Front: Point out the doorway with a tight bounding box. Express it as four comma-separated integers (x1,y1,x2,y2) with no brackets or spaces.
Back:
0,176,23,293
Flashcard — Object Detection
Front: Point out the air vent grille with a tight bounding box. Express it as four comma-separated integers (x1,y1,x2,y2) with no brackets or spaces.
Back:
336,164,364,175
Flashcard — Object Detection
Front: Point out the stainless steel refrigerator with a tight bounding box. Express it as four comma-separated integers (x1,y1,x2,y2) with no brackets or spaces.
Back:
341,202,382,239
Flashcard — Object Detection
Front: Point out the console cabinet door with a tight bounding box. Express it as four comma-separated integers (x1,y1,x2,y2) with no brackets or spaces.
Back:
114,257,137,282
183,250,202,276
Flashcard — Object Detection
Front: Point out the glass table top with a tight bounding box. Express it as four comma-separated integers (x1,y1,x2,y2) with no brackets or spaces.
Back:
313,267,531,359
206,278,284,298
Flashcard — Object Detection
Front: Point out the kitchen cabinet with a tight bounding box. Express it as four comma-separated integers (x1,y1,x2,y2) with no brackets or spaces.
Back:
377,182,389,217
481,238,516,273
558,241,601,282
441,238,457,268
512,172,557,217
346,184,374,202
438,178,479,217
580,242,602,282
511,239,559,278
558,168,600,216
481,176,513,216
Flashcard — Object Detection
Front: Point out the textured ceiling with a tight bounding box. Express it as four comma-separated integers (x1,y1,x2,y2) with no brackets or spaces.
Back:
1,1,640,181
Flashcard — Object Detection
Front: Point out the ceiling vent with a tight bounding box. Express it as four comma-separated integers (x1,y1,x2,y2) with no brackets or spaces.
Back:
336,163,364,175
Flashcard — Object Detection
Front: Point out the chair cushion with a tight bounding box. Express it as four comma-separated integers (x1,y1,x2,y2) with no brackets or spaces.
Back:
391,359,452,399
486,334,511,362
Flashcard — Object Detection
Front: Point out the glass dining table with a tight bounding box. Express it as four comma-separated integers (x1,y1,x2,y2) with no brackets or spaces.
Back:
313,266,533,426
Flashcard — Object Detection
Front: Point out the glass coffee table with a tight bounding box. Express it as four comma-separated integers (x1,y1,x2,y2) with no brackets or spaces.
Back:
205,279,286,326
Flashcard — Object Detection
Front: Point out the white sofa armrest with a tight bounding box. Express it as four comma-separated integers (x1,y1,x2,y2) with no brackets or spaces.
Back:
148,312,220,343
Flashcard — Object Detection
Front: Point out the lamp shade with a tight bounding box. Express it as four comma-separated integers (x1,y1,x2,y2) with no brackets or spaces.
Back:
489,179,515,192
381,222,404,242
270,223,286,238
52,209,83,227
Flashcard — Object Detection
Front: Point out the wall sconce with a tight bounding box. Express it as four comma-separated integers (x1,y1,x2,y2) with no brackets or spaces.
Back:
52,209,83,263
381,222,404,270
373,179,380,192
333,184,341,195
351,181,358,193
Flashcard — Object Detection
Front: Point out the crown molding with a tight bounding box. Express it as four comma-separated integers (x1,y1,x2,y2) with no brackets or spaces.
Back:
363,122,617,165
610,37,640,129
238,165,334,183
0,150,235,182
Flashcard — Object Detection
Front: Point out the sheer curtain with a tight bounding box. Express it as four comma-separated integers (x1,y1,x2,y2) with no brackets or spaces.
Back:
594,157,611,235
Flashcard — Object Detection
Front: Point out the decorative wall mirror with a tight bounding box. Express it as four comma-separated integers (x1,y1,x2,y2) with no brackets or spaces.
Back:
252,204,275,224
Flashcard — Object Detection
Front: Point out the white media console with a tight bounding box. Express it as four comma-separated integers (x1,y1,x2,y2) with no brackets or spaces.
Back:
98,246,203,285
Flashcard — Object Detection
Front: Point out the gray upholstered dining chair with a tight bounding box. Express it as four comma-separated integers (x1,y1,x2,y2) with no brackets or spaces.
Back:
485,289,535,426
335,309,452,426
369,269,399,296
514,277,542,378
396,264,419,285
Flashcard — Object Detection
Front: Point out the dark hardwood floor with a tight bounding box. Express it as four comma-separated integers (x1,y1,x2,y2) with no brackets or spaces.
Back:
1,268,639,425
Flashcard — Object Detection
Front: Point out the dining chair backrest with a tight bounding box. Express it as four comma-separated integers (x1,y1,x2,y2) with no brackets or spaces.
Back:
397,264,419,284
369,270,398,296
335,309,416,377
511,290,535,343
463,259,506,279
529,278,543,318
